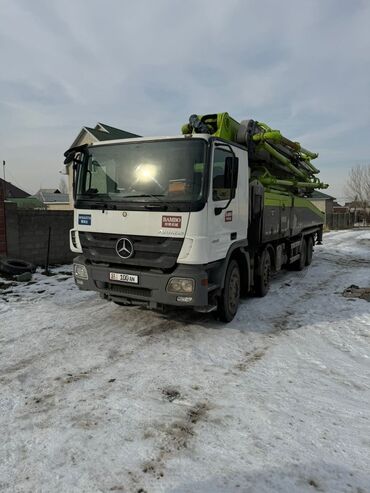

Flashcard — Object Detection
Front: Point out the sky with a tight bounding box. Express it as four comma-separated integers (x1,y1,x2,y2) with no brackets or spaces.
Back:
0,0,370,202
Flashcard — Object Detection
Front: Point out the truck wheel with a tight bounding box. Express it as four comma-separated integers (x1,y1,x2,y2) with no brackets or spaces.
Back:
305,236,313,266
113,301,127,306
217,259,240,322
291,238,307,271
255,249,271,297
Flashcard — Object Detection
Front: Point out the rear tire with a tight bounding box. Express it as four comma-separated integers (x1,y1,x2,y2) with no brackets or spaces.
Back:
305,236,313,266
292,238,307,271
217,259,240,323
255,249,272,297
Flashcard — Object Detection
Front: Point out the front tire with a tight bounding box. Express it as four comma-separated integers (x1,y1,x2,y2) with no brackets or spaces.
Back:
217,259,241,322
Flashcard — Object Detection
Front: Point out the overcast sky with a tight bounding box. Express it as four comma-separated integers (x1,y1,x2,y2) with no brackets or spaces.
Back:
1,0,369,201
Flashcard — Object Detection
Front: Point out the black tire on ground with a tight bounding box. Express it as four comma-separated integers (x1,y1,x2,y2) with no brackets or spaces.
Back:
255,249,272,297
217,259,241,323
305,236,314,266
291,238,307,271
0,258,35,276
113,301,128,306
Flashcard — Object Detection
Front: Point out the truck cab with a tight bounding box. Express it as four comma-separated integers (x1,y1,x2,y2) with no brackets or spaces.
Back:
70,135,250,320
68,130,323,322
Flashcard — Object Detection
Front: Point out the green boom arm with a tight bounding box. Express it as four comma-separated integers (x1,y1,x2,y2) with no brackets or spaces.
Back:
182,112,328,194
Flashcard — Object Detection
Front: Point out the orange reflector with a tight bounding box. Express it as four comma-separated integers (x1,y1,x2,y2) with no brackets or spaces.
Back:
201,278,208,287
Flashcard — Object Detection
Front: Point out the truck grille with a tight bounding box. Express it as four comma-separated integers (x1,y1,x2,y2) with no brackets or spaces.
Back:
98,282,152,298
79,232,183,270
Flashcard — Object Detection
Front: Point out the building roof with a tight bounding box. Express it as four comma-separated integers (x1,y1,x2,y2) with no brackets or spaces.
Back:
6,197,45,209
97,123,140,140
70,123,141,149
0,178,30,198
309,190,336,200
33,189,69,204
345,200,368,208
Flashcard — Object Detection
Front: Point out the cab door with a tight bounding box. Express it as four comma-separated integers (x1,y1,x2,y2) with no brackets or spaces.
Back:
208,143,240,261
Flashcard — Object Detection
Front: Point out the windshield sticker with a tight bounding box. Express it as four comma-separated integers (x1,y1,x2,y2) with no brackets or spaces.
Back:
225,211,233,222
162,215,182,228
78,214,92,226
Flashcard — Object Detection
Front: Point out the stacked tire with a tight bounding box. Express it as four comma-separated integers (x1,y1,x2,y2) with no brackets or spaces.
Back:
0,258,35,276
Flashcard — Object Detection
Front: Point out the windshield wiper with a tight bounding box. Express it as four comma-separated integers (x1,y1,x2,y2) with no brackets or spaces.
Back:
127,194,166,202
129,194,169,210
81,192,111,198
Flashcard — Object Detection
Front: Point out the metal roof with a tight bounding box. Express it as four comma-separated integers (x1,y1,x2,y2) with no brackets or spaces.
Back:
70,123,141,149
33,189,69,203
6,197,45,209
309,190,336,200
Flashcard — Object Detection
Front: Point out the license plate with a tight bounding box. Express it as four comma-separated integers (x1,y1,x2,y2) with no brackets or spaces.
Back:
109,272,139,284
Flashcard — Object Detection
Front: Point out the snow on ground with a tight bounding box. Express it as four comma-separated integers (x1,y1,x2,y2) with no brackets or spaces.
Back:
1,229,370,493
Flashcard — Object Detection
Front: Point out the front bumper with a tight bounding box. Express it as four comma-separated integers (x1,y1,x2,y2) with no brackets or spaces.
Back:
73,255,210,308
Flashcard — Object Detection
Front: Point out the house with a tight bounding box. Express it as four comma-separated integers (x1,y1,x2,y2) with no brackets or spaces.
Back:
332,201,349,213
344,200,369,212
70,123,140,149
308,190,335,216
1,179,47,210
0,178,30,199
65,122,141,206
344,200,370,224
33,189,70,211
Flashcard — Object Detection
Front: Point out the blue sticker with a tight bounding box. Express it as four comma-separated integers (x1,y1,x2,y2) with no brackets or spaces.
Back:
78,214,91,226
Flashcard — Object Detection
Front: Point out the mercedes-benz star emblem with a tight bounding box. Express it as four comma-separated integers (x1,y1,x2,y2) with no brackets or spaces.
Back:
115,237,134,259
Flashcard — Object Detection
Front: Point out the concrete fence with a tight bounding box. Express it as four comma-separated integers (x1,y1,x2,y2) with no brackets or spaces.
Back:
326,212,355,230
5,203,74,265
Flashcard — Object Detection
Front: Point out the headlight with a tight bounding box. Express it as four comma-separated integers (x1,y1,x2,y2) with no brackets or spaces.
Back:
167,277,194,294
74,263,88,280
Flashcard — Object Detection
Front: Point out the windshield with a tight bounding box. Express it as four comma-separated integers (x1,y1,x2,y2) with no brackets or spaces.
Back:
76,139,207,206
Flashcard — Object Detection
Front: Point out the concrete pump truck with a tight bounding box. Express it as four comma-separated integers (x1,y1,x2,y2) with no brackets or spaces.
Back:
65,113,327,322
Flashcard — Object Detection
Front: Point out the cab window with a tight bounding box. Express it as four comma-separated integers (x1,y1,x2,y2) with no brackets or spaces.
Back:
212,148,234,201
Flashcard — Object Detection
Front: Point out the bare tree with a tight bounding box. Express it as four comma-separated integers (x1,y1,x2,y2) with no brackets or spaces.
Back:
59,177,68,194
345,164,370,209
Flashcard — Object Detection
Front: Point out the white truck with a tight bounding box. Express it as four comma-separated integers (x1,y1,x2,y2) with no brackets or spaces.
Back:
65,113,325,321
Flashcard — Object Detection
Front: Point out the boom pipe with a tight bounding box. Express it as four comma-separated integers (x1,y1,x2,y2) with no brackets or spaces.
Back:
254,122,319,159
259,177,329,189
261,142,307,179
182,112,329,193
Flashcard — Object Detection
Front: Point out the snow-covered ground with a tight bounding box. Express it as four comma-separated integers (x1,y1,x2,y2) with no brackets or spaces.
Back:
1,230,370,493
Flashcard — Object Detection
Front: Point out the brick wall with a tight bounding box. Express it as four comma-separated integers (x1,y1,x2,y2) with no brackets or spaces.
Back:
5,205,74,265
0,185,6,256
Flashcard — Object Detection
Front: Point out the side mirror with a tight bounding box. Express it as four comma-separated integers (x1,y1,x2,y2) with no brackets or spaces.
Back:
224,156,238,190
72,162,78,201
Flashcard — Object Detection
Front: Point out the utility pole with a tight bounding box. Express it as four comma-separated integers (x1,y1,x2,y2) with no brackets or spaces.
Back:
2,161,6,199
